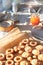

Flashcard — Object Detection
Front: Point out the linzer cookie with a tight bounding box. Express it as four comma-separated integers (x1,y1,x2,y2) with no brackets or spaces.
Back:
0,38,43,65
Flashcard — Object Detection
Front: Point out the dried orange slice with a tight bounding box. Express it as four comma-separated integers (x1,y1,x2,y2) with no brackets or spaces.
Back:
30,14,40,26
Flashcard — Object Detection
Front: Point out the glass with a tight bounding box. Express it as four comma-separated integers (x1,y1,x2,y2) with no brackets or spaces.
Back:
0,0,3,12
26,1,37,13
2,0,12,10
26,0,42,13
35,0,43,4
